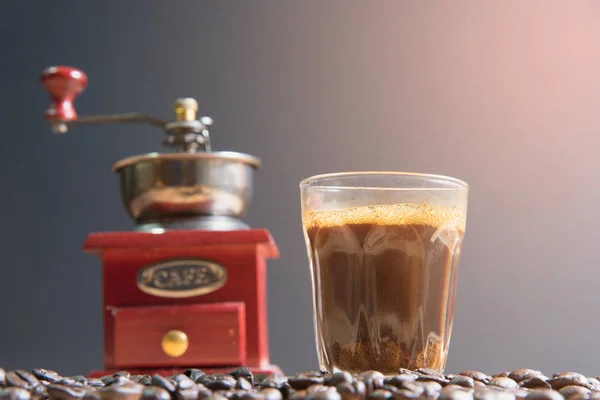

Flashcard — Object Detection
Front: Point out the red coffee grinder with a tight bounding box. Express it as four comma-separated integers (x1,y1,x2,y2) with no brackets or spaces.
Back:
40,66,281,377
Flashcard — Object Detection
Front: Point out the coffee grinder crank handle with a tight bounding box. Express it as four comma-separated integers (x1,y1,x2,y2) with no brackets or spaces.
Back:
40,66,213,153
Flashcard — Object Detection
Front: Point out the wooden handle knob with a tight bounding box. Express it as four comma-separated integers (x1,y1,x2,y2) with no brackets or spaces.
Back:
40,66,88,121
161,330,188,357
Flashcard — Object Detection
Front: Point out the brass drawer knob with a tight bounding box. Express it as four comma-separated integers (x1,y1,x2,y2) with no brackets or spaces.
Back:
161,330,188,357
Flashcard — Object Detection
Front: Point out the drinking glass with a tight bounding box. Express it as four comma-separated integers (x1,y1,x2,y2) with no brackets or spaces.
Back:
300,172,468,374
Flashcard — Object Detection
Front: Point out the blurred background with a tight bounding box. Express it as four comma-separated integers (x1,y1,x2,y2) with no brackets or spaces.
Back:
1,0,600,377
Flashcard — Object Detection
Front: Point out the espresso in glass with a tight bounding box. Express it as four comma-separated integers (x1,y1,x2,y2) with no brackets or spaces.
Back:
300,173,468,374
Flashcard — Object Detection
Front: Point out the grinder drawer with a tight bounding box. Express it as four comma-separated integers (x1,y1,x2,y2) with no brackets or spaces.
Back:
110,302,246,368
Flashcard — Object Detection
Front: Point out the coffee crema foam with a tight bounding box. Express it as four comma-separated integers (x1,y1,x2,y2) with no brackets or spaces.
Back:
303,202,466,231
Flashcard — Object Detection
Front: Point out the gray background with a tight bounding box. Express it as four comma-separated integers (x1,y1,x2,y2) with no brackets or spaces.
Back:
1,0,599,377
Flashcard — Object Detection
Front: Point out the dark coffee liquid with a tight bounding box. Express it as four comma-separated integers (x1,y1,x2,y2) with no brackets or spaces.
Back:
304,204,465,374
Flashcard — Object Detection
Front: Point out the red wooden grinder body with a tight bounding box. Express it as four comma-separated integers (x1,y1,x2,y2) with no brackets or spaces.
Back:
41,66,282,377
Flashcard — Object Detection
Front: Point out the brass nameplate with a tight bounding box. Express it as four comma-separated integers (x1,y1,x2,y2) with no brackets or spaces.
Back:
136,259,228,298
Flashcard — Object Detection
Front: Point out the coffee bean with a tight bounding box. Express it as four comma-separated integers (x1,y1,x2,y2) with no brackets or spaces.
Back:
306,391,341,400
381,386,398,394
307,372,329,378
254,376,269,386
99,384,144,400
281,386,293,399
47,384,87,400
459,373,490,385
417,376,449,386
419,382,443,391
83,390,100,400
418,382,443,400
259,389,282,400
548,374,590,390
519,378,550,390
196,385,211,400
486,386,510,392
399,382,424,396
150,377,174,394
211,394,230,400
30,382,47,393
307,386,334,395
368,390,393,400
112,374,130,380
206,380,235,391
559,386,591,399
229,392,248,400
335,383,359,400
562,394,588,400
69,377,87,385
219,374,240,385
85,380,104,389
180,370,204,384
0,388,31,400
235,392,264,400
354,381,367,398
204,375,236,392
139,387,170,400
450,377,475,389
358,372,385,394
392,389,421,400
197,376,212,387
493,374,510,379
398,371,419,379
15,372,40,390
175,388,198,400
289,391,307,400
229,369,254,387
101,377,130,388
473,383,487,389
443,386,471,393
63,379,87,388
139,377,154,387
327,373,354,387
524,389,563,400
32,370,60,385
439,389,474,400
6,373,32,390
170,375,195,391
513,389,528,400
473,389,515,400
0,369,6,387
128,377,143,385
416,370,446,380
489,378,518,389
289,376,325,391
235,378,252,392
260,375,287,390
508,371,543,384
30,384,47,399
385,376,416,390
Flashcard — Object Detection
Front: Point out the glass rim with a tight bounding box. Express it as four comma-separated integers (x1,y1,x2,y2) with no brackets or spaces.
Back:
299,171,469,191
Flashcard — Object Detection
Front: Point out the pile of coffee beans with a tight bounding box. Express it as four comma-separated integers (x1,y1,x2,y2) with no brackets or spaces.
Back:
0,367,599,400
